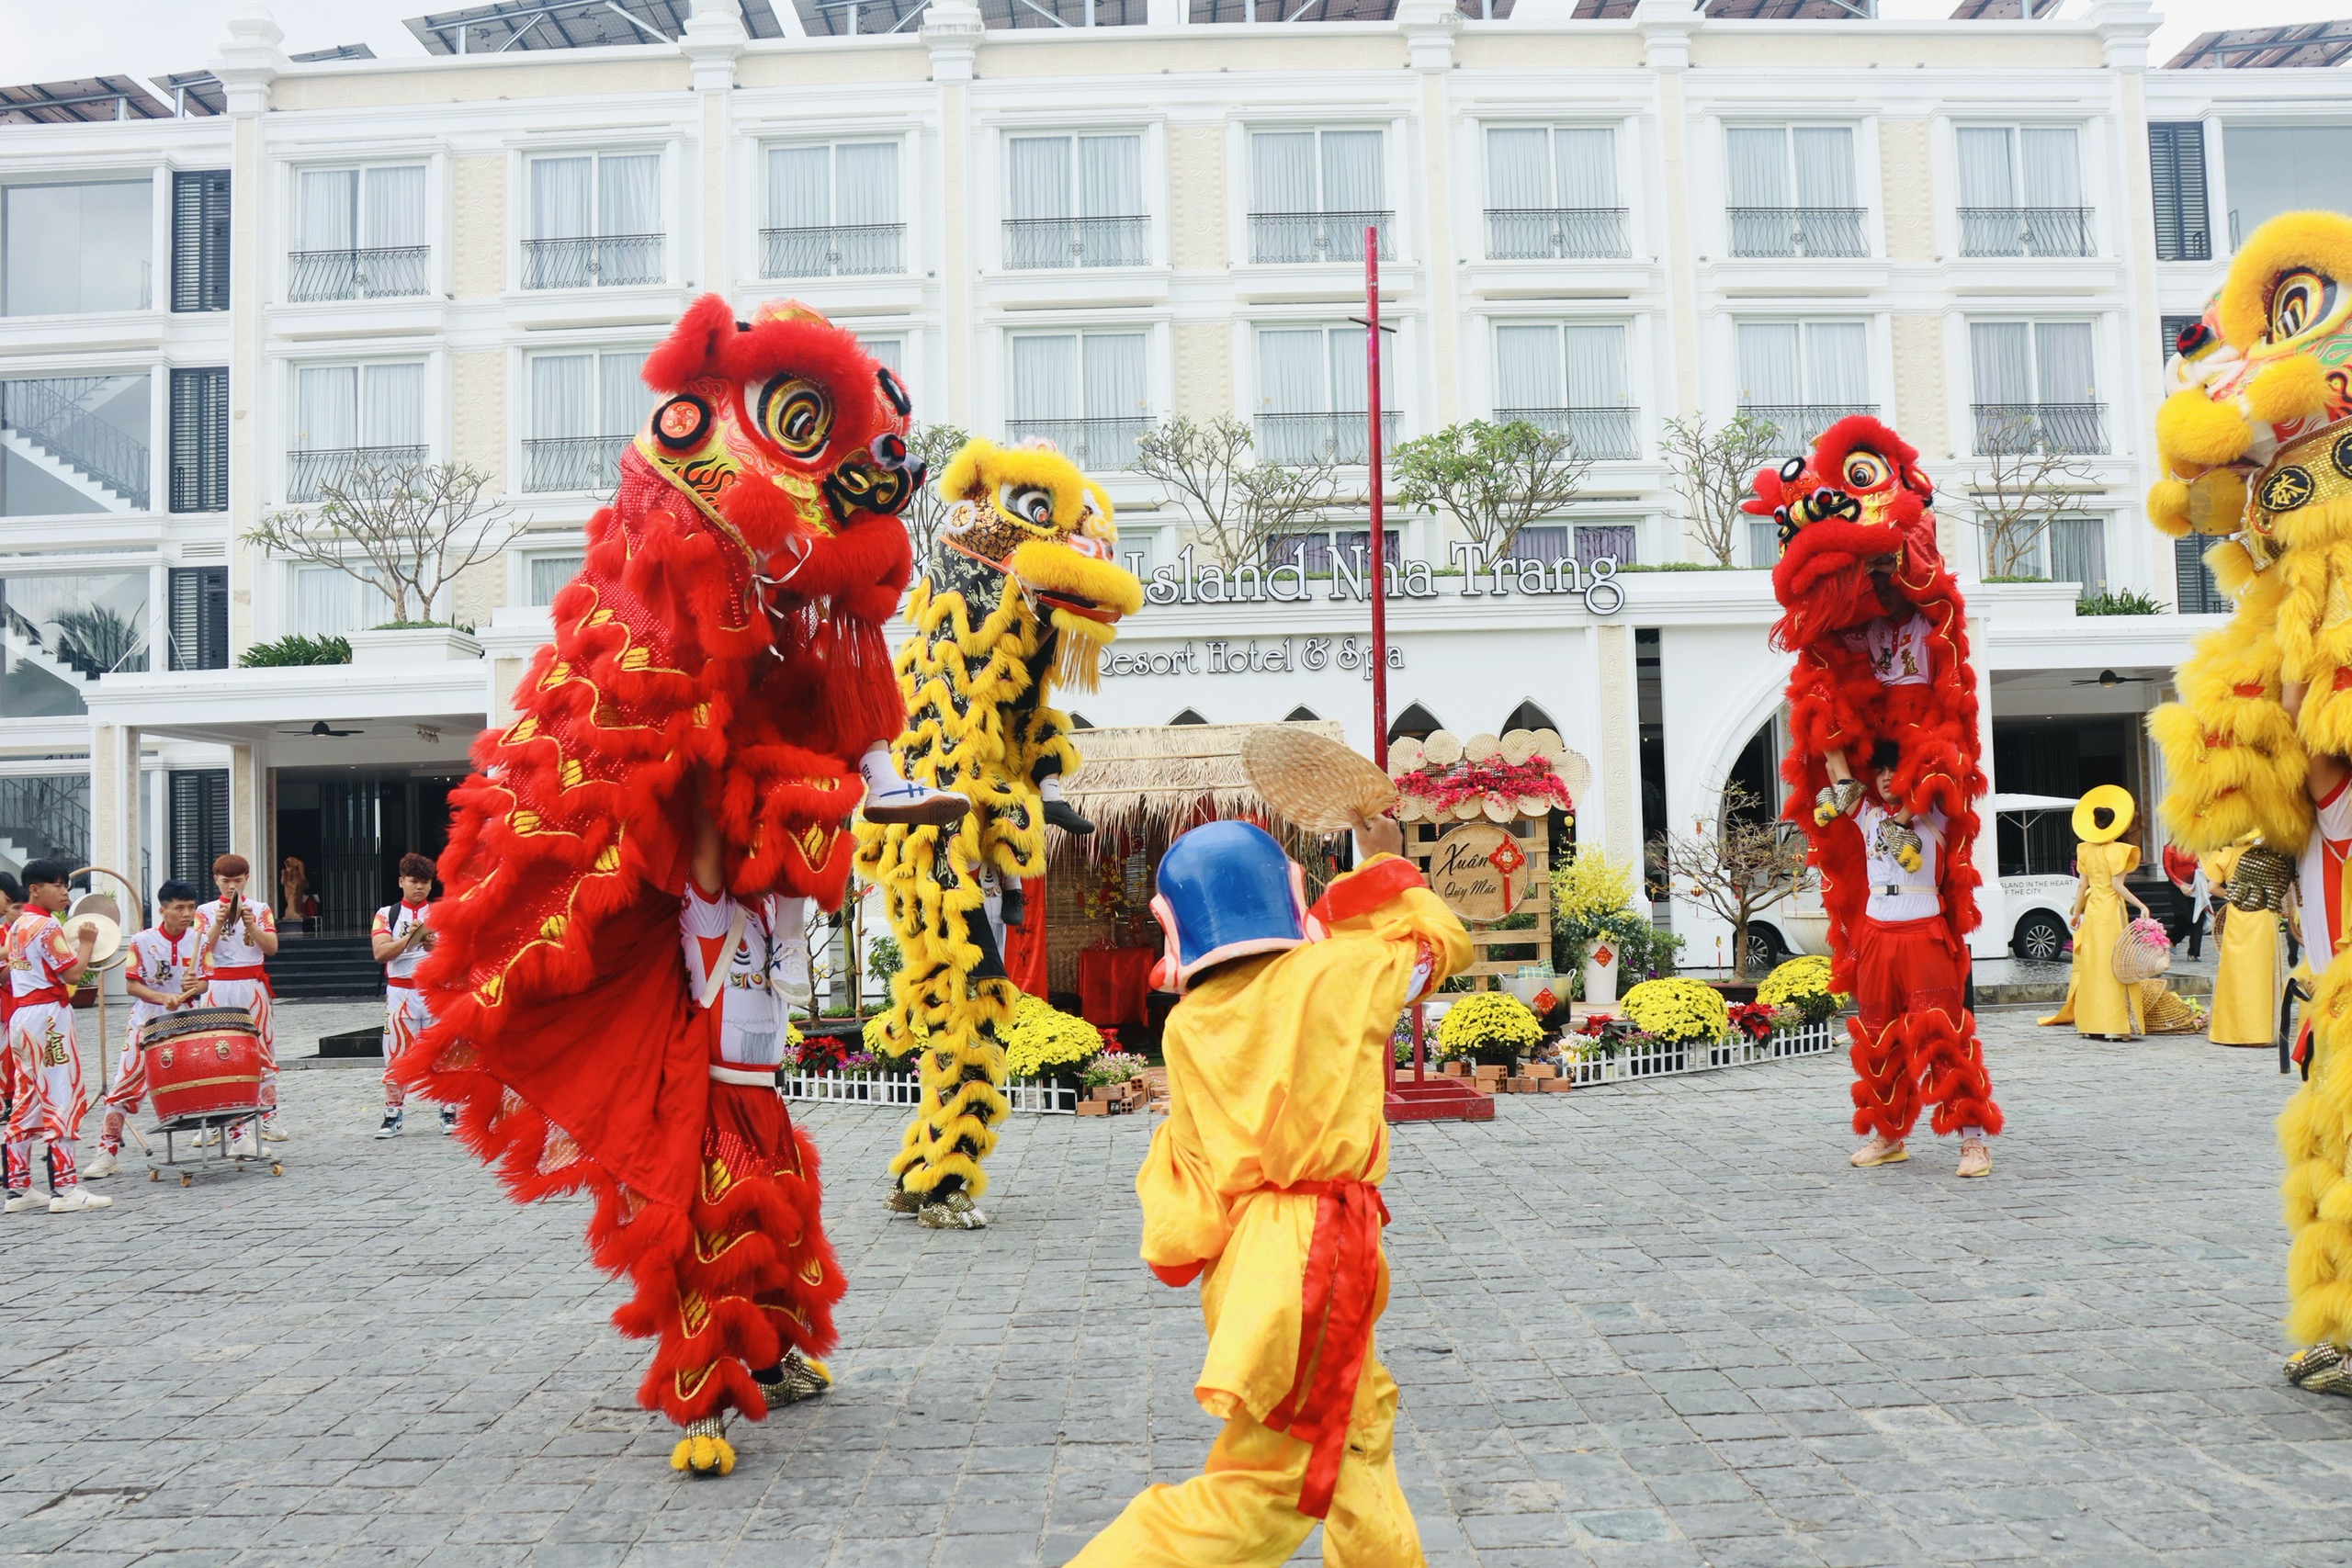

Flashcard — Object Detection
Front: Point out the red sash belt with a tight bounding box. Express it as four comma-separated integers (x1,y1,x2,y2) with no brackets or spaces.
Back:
209,964,272,993
1259,1177,1390,1521
386,976,417,990
11,986,69,1009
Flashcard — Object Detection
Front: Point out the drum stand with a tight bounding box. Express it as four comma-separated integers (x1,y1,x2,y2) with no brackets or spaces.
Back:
147,1113,284,1186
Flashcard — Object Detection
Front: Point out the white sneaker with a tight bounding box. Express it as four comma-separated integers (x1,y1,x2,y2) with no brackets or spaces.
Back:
860,780,970,827
259,1118,288,1143
48,1188,111,1213
2,1191,43,1213
376,1110,404,1139
82,1152,121,1180
229,1126,258,1159
439,1107,458,1136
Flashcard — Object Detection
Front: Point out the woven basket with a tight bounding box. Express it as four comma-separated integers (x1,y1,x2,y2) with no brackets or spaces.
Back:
2112,922,2174,985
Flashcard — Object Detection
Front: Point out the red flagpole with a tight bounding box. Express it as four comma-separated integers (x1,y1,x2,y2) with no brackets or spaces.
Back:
1365,226,1387,765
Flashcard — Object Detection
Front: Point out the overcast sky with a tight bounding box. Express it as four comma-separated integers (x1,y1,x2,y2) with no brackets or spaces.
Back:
0,0,2339,87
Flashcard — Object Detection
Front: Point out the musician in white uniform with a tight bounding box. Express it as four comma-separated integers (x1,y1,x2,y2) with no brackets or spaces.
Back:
4,859,105,1213
85,879,207,1179
373,853,455,1138
198,852,280,1155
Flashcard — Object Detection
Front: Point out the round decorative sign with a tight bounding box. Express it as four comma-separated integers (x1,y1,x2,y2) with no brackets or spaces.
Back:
1425,822,1531,924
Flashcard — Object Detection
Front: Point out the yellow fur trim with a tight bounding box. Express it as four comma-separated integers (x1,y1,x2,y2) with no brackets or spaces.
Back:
2218,209,2352,348
938,437,1101,532
2247,354,2338,425
2206,537,2257,598
1006,540,1146,616
2146,479,2191,537
2188,468,2249,536
2155,387,2254,468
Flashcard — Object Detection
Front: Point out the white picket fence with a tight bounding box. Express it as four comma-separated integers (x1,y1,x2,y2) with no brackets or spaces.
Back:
781,1066,1080,1115
1565,1016,1842,1088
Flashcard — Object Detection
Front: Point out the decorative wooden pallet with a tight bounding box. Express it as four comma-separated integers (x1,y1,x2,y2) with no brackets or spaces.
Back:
1405,816,1553,988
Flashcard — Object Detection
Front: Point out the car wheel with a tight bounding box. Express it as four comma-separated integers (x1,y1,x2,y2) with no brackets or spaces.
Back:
2014,911,2068,963
1745,927,1783,975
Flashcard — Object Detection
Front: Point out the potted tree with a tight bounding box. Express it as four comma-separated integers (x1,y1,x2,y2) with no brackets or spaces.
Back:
1551,851,1646,1007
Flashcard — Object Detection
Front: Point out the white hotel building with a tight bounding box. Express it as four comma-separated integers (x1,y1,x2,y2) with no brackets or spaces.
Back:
1,0,2348,971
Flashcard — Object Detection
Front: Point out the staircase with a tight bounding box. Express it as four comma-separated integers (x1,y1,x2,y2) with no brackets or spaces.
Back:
266,934,382,999
0,377,149,512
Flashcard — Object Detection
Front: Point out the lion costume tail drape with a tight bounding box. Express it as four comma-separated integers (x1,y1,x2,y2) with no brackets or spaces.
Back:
401,294,927,1428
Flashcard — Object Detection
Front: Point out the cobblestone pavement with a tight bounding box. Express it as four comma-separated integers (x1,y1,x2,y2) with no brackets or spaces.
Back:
4,1005,2349,1568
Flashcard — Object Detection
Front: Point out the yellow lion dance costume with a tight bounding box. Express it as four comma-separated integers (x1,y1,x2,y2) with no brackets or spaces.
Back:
2143,211,2352,1390
854,439,1142,1230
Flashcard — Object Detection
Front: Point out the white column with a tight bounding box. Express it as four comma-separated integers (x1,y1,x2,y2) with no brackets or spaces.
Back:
683,0,746,292
211,9,285,659
924,0,982,425
88,724,143,908
229,742,270,879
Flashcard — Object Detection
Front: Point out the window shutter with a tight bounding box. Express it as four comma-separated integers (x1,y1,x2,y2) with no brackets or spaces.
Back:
2148,123,2210,263
2161,313,2199,362
171,170,232,312
168,366,229,513
2175,532,2228,615
169,769,231,885
168,567,229,671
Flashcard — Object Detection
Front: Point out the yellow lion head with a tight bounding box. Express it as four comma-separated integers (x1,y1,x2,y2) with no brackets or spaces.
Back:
933,437,1144,689
2150,211,2352,586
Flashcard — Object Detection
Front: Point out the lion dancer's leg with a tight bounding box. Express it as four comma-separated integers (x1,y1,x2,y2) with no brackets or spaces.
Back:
1846,917,1923,1167
2282,958,2352,1393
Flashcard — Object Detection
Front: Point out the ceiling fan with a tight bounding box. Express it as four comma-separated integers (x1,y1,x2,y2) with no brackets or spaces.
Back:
2068,669,2158,688
278,719,363,738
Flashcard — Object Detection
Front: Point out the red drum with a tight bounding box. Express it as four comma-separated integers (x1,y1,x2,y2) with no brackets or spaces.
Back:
141,1008,266,1124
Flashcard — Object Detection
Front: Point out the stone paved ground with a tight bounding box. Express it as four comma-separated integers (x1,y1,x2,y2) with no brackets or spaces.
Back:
5,1004,2351,1568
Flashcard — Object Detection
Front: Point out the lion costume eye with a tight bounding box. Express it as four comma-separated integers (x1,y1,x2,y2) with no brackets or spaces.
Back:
2268,268,2338,345
754,374,833,459
999,483,1055,527
1841,451,1891,491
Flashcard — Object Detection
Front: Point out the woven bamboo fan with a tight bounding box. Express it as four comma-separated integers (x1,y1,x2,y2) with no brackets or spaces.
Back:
2112,921,2174,985
1241,727,1399,833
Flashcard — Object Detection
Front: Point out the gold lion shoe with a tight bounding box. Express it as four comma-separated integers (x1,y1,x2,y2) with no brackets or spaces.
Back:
1850,1135,1908,1168
762,1350,832,1407
2286,1344,2348,1389
671,1416,735,1477
918,1190,989,1230
885,1187,922,1215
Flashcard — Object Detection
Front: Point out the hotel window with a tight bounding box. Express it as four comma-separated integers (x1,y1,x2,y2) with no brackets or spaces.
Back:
857,335,903,373
1969,321,2103,455
526,349,653,493
1255,324,1394,466
2175,531,2228,615
0,570,150,716
1484,126,1625,260
167,566,229,671
169,771,229,884
169,367,229,513
1955,126,2089,257
1004,133,1146,270
289,362,424,502
1492,321,1636,458
170,170,230,312
1249,130,1389,264
525,152,662,289
2,178,152,315
527,552,585,606
2222,123,2352,251
763,141,901,279
0,373,152,515
1993,515,2107,597
1724,126,1863,258
1008,331,1148,471
290,564,395,637
2148,122,2211,261
290,164,428,301
1734,321,1871,453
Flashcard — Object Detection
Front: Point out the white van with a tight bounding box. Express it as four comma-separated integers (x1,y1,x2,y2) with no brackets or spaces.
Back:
1744,795,2082,967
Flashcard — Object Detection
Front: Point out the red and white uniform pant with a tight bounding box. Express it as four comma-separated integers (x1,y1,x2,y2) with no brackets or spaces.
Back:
1846,915,2002,1143
384,983,430,1110
5,999,86,1193
204,976,276,1115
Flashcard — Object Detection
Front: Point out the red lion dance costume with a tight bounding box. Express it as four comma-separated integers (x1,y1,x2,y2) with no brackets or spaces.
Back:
403,296,929,1477
1744,415,2003,1164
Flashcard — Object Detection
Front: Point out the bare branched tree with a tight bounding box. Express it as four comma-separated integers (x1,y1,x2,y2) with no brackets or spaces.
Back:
1973,412,2102,581
1651,780,1813,979
903,421,972,564
245,458,521,628
1133,413,1350,569
1389,419,1595,570
1658,412,1785,567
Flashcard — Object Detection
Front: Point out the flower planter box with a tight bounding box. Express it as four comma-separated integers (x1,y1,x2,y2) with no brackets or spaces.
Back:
783,1066,1080,1114
1566,1017,1842,1089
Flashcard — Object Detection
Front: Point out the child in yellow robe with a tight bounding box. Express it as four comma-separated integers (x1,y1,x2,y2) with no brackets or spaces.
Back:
1066,814,1469,1568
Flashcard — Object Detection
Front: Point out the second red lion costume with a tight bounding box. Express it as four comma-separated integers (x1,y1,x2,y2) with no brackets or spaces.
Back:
403,296,933,1475
1744,415,2002,1168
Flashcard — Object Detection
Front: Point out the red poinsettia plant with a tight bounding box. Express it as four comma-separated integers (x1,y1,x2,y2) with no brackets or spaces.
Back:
1396,757,1573,815
1726,1001,1779,1044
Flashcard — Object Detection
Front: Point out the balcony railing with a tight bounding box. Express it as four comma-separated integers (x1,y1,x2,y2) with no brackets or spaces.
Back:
761,223,905,279
1494,406,1639,460
1005,415,1152,471
523,434,635,493
1248,211,1394,265
522,234,663,290
1255,410,1400,467
1002,216,1149,270
1972,401,2109,456
1738,404,1878,455
288,246,431,302
288,444,428,503
1726,207,1868,259
1484,208,1631,261
1957,207,2096,259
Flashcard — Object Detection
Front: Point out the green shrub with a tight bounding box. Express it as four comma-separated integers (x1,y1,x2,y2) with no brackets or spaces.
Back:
2076,590,2166,616
237,633,351,668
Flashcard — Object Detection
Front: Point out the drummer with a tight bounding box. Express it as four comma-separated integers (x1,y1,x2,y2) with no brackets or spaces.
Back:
85,881,207,1180
5,860,107,1213
198,853,280,1154
0,873,19,1199
371,854,451,1138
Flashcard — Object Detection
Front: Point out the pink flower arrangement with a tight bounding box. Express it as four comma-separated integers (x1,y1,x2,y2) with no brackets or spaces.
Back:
2129,916,2172,952
1395,757,1573,816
